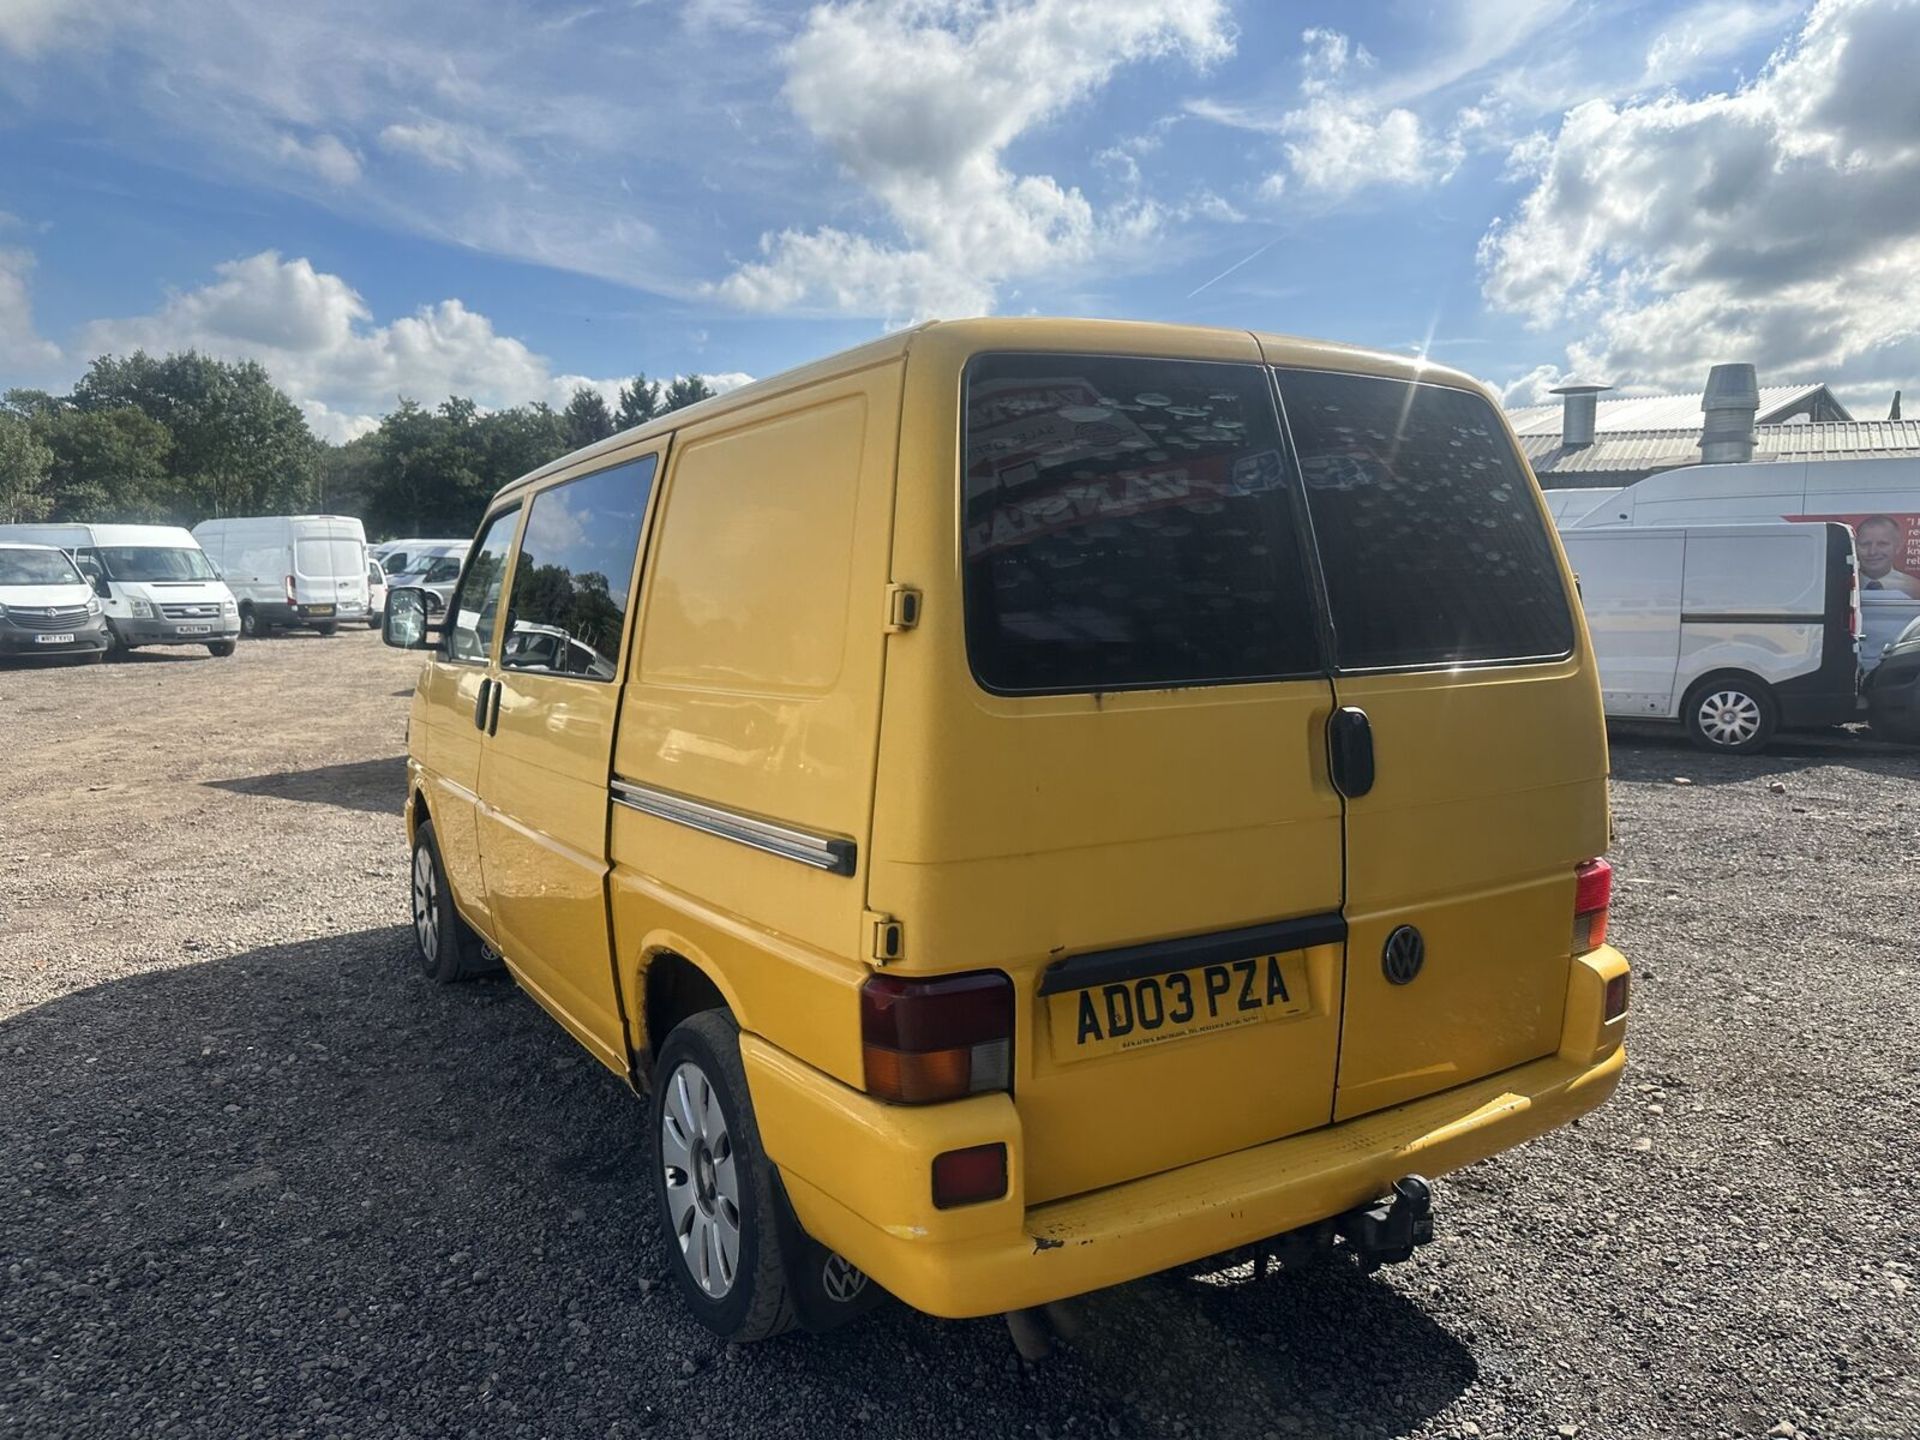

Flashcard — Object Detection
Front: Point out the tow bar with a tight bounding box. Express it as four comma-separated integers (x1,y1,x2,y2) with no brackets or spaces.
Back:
1334,1174,1435,1272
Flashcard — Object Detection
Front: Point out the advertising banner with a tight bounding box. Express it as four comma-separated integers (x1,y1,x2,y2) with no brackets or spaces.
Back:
1789,512,1920,596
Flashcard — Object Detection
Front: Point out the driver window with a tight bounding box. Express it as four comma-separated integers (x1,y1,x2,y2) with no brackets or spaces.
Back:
500,455,657,682
446,508,520,664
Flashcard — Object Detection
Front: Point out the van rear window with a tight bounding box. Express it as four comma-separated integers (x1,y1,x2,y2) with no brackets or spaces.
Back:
1276,370,1574,670
296,538,364,578
962,355,1322,693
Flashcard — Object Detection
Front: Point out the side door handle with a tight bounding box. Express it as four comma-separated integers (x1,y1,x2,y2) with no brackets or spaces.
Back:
1327,706,1375,799
473,677,493,731
487,678,503,736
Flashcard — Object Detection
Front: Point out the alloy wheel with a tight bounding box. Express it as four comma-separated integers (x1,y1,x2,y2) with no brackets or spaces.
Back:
1697,689,1763,748
660,1060,742,1299
411,846,439,962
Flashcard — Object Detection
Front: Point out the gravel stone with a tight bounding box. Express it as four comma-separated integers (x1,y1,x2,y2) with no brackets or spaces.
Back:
3,637,1918,1439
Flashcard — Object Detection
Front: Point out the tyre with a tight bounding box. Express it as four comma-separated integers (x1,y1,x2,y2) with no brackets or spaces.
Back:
316,622,338,636
207,641,236,657
76,651,106,666
239,606,266,638
367,615,381,630
1682,674,1778,754
409,819,488,983
650,1011,798,1342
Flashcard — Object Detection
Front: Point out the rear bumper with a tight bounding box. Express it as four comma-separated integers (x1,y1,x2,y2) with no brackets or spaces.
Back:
746,946,1630,1319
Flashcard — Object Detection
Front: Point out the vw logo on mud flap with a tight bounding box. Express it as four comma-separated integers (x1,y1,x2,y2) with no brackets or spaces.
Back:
821,1253,869,1304
1382,925,1425,986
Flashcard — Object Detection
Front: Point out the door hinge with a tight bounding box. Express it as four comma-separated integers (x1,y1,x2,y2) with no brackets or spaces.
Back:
865,910,905,965
884,583,922,634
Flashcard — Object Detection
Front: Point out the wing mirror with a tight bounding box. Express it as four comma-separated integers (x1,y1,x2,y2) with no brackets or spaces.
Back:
382,587,445,650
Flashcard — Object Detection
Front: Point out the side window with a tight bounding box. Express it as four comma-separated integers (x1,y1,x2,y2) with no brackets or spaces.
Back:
500,455,657,682
446,507,520,664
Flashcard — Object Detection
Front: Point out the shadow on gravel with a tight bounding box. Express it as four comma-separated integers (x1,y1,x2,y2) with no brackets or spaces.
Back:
205,757,407,814
1608,724,1920,786
0,928,1476,1439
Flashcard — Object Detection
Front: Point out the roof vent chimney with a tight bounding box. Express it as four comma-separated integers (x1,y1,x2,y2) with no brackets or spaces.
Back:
1701,363,1760,464
1548,380,1611,449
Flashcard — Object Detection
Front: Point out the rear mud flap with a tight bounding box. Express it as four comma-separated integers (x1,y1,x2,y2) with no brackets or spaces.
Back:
770,1171,892,1333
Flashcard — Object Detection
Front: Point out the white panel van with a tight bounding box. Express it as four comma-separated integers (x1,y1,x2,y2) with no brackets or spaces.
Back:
1558,456,1920,668
1560,521,1860,752
193,516,369,637
0,522,240,656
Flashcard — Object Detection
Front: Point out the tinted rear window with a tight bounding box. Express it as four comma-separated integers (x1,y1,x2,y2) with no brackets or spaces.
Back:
962,354,1322,693
1277,370,1574,669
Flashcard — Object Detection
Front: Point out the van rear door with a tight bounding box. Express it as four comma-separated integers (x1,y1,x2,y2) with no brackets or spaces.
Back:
1268,363,1609,1122
876,341,1349,1206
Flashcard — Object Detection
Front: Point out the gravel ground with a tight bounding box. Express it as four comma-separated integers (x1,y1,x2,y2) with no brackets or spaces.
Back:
3,633,1918,1440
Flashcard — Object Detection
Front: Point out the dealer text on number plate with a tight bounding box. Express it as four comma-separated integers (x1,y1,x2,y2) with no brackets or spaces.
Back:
1050,952,1312,1061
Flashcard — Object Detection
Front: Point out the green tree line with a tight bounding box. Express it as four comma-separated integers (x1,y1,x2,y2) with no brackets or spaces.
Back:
0,350,715,537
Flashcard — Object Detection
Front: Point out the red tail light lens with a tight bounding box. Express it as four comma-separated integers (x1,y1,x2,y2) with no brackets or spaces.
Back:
284,574,297,604
861,971,1013,1104
932,1143,1009,1209
1573,857,1612,954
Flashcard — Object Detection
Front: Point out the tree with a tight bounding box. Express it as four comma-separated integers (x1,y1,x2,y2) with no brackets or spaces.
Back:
616,376,661,431
662,375,715,414
0,413,55,523
31,405,175,521
361,397,571,539
563,385,616,450
73,351,318,517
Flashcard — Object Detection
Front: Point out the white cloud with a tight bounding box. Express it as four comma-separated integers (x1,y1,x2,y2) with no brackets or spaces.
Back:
276,132,362,187
712,0,1234,321
0,0,103,57
1479,0,1920,393
77,251,746,443
0,247,62,373
1641,1,1805,86
378,118,518,176
1276,30,1460,195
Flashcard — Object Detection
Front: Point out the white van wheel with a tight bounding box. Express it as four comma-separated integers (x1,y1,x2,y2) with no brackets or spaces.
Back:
1683,675,1777,755
239,605,265,638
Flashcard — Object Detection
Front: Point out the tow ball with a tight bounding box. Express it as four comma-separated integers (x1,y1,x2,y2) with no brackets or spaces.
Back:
1334,1174,1435,1273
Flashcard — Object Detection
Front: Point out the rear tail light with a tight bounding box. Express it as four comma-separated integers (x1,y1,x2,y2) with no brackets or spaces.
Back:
861,971,1013,1104
1850,558,1862,639
284,574,297,604
932,1143,1008,1209
1573,857,1612,954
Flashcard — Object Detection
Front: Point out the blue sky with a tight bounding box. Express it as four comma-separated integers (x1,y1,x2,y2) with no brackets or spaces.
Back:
2,0,1916,441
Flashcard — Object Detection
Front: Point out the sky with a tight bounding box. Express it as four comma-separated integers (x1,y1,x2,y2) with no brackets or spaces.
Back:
2,0,1916,443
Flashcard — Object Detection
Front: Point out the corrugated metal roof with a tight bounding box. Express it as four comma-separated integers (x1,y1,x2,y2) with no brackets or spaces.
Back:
1505,383,1832,436
1521,419,1920,477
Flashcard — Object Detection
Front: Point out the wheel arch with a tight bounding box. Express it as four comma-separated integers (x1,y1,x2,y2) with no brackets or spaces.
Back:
631,941,746,1083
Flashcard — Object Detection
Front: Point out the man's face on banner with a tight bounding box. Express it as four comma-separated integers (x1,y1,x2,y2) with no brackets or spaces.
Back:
1858,519,1902,578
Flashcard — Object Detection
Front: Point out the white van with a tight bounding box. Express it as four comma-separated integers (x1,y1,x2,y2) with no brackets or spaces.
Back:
1557,455,1920,668
0,522,240,656
193,516,369,637
1560,521,1860,753
0,541,111,662
382,542,468,617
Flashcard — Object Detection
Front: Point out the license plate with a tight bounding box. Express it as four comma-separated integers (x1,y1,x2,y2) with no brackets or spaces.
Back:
32,633,75,645
174,624,212,635
1050,952,1312,1061
305,604,335,617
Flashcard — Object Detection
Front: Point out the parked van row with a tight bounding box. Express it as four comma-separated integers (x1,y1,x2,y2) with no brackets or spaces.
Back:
0,515,375,656
383,318,1629,1344
1549,453,1920,750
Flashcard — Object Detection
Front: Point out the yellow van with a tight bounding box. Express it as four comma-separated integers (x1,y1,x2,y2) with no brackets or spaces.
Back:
384,318,1629,1342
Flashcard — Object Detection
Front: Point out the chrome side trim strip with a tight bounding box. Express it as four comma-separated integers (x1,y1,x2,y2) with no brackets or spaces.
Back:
610,779,856,876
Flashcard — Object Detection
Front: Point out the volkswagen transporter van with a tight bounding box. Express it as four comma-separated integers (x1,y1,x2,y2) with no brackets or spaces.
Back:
0,522,239,655
384,319,1630,1342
